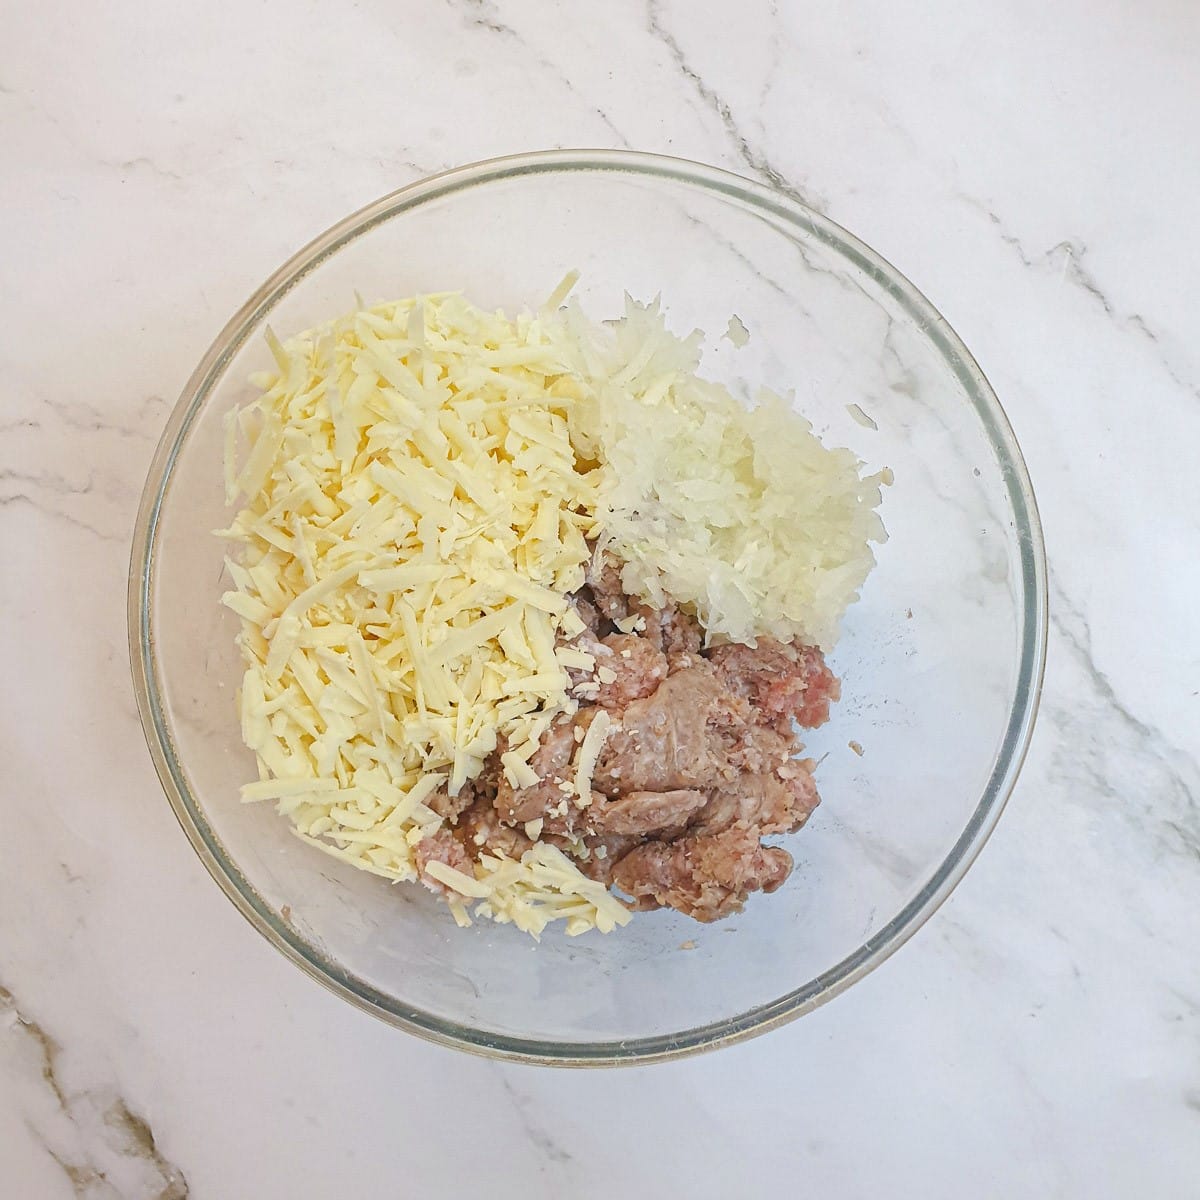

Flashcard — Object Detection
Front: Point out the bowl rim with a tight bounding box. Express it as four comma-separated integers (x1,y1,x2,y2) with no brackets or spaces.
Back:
128,148,1048,1066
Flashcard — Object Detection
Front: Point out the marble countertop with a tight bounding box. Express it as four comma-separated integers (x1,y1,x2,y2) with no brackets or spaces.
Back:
3,2,1198,1196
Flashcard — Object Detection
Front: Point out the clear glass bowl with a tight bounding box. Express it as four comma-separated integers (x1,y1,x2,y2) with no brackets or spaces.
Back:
129,151,1047,1064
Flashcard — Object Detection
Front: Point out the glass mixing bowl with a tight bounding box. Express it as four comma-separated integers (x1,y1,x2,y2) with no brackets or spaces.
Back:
129,150,1046,1064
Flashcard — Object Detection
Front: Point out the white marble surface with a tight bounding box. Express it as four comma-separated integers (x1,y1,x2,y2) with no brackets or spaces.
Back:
3,1,1198,1195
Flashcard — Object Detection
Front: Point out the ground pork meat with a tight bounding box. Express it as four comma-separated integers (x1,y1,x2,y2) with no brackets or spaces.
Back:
440,564,840,925
594,633,669,708
572,834,644,886
455,798,534,859
492,716,580,832
592,668,737,794
611,827,794,921
469,753,502,805
658,607,705,671
723,721,794,774
585,555,631,623
690,766,819,838
413,829,474,895
426,784,476,823
709,638,841,728
589,788,708,835
570,592,603,635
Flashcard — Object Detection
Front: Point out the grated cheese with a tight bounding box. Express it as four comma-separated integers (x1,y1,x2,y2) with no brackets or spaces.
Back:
220,292,618,934
475,842,631,938
423,860,493,899
571,710,612,809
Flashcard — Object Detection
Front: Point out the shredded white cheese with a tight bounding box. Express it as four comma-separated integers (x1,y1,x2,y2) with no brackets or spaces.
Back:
572,710,612,809
423,860,492,898
220,291,620,934
475,842,630,938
